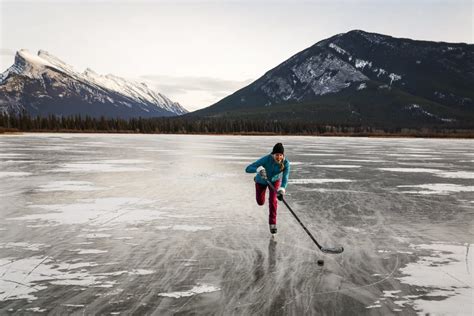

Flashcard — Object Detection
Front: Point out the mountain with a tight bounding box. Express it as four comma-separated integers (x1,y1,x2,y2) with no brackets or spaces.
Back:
192,30,474,128
0,50,188,118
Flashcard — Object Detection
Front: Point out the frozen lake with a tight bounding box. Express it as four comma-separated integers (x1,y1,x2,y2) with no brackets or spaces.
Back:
0,133,473,315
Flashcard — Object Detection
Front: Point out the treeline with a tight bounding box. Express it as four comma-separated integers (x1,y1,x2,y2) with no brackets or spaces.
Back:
0,112,472,137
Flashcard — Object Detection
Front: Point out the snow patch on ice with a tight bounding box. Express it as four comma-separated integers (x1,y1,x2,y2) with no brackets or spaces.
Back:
289,178,354,184
397,243,473,316
314,164,361,168
398,183,474,195
338,159,385,163
196,155,258,160
36,181,102,192
73,249,108,255
172,225,212,232
365,302,381,309
156,225,212,232
383,290,401,298
0,153,27,158
9,198,163,226
0,256,117,301
78,233,112,239
51,160,149,173
0,242,50,251
299,153,337,156
157,284,220,298
25,307,47,312
379,167,441,173
437,171,474,179
379,168,474,179
0,172,32,179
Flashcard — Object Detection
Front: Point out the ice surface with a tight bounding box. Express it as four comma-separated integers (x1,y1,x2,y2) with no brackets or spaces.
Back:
0,134,472,314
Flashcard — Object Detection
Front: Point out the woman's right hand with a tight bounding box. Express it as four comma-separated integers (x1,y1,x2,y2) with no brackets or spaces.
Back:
256,166,267,179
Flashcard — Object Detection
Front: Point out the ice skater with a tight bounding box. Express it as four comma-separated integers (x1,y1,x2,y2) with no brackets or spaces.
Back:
245,143,290,235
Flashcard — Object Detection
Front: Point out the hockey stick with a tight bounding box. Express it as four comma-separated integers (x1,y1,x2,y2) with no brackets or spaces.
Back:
265,179,344,254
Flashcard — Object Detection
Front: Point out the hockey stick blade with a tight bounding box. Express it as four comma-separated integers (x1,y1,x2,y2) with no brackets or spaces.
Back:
321,246,344,254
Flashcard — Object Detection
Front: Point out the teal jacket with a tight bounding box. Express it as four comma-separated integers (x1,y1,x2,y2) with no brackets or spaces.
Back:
245,154,290,188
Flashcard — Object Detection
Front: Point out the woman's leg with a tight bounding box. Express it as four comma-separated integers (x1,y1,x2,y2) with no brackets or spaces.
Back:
255,182,266,206
268,180,281,224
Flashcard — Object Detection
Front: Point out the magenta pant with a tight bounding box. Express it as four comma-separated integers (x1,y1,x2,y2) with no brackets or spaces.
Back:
255,180,281,225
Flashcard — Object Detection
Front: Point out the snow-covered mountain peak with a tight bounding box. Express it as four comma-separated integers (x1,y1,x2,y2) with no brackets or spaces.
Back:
38,50,76,74
16,49,53,69
1,49,56,82
1,49,189,117
83,68,98,76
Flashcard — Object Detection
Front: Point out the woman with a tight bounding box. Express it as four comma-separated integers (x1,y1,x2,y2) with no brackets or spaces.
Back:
245,143,290,235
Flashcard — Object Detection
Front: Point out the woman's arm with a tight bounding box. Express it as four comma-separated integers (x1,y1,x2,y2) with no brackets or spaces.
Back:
245,155,268,173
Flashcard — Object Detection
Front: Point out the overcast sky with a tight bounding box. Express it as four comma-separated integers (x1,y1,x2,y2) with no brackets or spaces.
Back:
1,0,472,111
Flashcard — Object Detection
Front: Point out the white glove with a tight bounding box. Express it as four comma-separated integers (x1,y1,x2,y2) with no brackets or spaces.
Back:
277,188,286,195
256,166,267,179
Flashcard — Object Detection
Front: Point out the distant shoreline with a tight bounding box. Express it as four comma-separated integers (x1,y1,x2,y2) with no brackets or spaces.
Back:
1,129,473,139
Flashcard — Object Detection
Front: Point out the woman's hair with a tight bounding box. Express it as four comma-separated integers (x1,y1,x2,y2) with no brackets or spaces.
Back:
275,156,285,172
279,161,285,172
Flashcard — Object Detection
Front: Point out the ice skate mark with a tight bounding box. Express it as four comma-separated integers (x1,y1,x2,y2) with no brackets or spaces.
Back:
0,278,41,293
280,255,400,308
466,243,470,275
441,270,471,288
2,256,50,301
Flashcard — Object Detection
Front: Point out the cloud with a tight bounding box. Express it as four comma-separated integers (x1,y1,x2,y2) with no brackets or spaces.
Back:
138,75,253,111
140,75,253,95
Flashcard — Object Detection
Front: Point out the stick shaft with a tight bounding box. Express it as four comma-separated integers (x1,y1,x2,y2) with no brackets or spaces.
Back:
265,179,323,250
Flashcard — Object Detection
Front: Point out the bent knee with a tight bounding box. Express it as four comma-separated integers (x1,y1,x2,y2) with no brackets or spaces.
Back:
256,199,265,206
